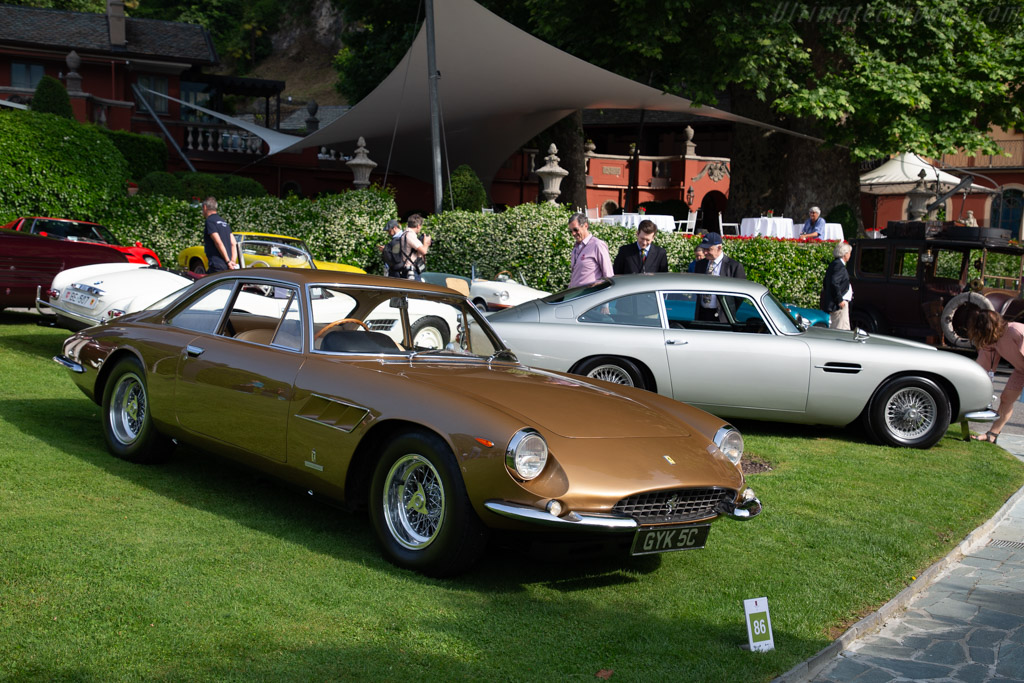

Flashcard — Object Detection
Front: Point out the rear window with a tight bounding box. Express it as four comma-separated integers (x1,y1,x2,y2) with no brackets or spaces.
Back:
542,279,612,303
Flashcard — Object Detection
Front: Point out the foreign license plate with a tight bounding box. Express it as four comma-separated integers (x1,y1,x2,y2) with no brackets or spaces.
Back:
62,289,97,309
631,524,710,556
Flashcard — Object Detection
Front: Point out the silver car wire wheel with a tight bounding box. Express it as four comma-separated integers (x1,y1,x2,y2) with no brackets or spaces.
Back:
109,371,147,446
382,453,446,550
587,363,636,386
883,386,938,440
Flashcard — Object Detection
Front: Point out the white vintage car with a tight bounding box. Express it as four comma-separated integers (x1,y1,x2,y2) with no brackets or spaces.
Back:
487,273,998,449
422,269,549,312
40,263,458,350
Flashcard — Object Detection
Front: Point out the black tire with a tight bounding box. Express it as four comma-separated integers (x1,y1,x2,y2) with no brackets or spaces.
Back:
575,356,646,390
409,315,450,349
101,356,175,463
850,309,880,334
867,376,951,449
472,297,488,312
188,258,207,275
369,431,487,576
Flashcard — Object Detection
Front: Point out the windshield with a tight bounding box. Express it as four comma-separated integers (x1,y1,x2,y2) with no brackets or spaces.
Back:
541,279,613,304
34,219,118,244
239,239,315,269
761,292,802,334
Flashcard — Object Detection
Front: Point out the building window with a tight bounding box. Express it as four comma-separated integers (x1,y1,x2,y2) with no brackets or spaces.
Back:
180,81,215,122
12,63,44,90
136,75,169,114
992,189,1024,240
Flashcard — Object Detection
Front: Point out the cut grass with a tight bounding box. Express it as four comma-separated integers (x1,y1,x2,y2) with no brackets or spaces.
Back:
2,310,1023,681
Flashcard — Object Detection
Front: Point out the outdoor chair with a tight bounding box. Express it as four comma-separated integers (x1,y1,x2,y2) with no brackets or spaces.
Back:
718,212,739,236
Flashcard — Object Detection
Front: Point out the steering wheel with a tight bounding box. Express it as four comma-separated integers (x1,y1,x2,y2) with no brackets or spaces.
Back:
314,317,370,340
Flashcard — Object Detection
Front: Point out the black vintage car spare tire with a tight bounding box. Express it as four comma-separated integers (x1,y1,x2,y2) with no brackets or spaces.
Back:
941,291,993,349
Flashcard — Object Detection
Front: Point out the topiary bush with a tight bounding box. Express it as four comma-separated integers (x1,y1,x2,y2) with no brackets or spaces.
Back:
0,109,129,223
178,172,224,201
138,171,184,198
444,164,489,211
99,129,168,181
221,175,268,198
30,76,73,119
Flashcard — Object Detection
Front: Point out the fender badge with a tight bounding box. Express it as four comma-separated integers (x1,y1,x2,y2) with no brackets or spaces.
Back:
663,455,676,465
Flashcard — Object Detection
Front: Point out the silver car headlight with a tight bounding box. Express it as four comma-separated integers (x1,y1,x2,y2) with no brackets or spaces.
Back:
497,290,510,302
714,426,744,465
506,429,548,480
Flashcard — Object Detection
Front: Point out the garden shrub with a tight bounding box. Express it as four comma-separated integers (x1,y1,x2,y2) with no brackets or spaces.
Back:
30,76,73,119
0,109,128,223
443,164,489,211
221,175,268,198
99,129,168,181
138,171,184,198
178,172,224,201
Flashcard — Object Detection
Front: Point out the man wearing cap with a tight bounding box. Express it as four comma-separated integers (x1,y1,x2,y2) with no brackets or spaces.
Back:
380,218,403,276
568,212,614,287
800,206,825,239
694,232,745,320
613,220,668,275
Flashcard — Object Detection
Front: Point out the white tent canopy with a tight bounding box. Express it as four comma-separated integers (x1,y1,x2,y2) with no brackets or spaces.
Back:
152,0,819,188
860,152,993,195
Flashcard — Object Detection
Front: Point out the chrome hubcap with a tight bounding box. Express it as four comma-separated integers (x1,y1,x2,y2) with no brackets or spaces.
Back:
587,364,634,386
382,454,445,550
111,373,146,445
885,387,936,439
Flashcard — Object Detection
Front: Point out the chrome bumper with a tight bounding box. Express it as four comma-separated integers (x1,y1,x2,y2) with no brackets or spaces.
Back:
36,294,103,327
963,409,998,423
484,487,763,529
716,488,762,520
52,355,84,374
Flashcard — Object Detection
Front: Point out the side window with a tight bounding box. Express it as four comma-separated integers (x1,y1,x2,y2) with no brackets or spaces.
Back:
167,282,235,334
662,292,697,329
724,295,770,334
892,248,919,278
934,249,965,280
579,292,661,327
858,246,886,276
227,284,300,348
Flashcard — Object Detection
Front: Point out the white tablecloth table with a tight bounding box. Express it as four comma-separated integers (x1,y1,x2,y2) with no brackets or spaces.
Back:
739,217,795,238
822,222,844,240
600,213,676,233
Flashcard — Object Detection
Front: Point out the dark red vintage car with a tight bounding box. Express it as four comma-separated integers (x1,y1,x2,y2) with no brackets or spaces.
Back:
0,230,128,311
2,216,160,266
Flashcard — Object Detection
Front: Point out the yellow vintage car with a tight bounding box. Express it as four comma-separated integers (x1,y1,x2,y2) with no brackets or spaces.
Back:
177,231,364,274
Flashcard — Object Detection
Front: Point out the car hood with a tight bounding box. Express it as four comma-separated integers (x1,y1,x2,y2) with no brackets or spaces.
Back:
800,326,937,350
392,362,691,439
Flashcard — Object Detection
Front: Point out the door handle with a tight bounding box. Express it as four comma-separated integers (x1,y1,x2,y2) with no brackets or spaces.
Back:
665,339,688,346
186,345,205,357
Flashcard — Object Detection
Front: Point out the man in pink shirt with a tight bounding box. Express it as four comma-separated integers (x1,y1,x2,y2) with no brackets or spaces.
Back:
568,212,613,287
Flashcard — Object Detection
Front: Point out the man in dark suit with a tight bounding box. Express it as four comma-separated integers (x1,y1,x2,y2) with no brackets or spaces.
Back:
613,220,669,274
694,232,745,320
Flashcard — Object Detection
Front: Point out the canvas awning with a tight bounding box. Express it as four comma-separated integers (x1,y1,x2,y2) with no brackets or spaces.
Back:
860,152,994,195
150,0,820,188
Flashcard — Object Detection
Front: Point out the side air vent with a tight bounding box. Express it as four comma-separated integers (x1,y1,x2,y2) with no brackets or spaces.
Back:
820,362,862,374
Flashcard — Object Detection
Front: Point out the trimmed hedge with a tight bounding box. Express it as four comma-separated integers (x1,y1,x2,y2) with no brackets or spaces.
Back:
99,129,168,181
30,76,73,119
98,192,836,308
0,109,128,222
443,164,489,211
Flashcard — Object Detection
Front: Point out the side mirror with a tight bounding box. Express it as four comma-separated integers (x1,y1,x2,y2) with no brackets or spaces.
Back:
796,314,810,331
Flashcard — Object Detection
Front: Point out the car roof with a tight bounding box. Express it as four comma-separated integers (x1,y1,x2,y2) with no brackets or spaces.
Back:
574,273,770,297
198,268,459,295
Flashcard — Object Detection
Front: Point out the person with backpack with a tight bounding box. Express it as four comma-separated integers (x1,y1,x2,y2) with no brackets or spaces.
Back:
394,214,431,281
380,219,404,276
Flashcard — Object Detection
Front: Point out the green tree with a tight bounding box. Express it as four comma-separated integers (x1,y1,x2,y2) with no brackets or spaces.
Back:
30,75,74,119
443,164,488,211
333,0,1024,228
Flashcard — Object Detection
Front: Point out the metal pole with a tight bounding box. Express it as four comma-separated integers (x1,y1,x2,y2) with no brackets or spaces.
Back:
425,0,442,214
131,83,196,172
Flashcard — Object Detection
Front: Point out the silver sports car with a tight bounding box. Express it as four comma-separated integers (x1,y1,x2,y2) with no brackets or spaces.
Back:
487,273,997,449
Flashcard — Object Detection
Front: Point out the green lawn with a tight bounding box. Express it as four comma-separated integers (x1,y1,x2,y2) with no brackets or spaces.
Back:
2,310,1022,681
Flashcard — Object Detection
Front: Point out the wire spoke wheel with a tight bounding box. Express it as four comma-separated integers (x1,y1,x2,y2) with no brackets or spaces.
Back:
382,454,446,550
587,363,635,386
884,386,938,440
110,372,147,446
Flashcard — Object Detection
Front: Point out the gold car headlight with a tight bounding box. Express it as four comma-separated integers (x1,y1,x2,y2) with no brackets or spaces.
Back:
714,426,744,465
506,429,548,480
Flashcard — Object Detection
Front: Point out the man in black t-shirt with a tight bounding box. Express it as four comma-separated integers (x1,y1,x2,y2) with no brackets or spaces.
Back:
201,197,238,273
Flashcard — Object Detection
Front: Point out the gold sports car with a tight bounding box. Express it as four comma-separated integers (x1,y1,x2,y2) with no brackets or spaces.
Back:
54,269,761,576
177,231,364,274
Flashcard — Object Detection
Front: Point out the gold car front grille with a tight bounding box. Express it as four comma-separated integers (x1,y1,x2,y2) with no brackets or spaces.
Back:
613,487,734,524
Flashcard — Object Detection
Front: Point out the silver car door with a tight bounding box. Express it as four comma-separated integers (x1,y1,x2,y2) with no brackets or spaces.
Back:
660,290,811,415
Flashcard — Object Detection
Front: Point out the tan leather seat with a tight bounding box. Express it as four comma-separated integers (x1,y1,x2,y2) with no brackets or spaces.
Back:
235,328,276,345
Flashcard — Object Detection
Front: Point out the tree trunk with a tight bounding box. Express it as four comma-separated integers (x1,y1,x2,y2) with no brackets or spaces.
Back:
727,86,863,235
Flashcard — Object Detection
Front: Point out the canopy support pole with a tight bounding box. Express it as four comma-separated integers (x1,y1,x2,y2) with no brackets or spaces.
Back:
426,0,443,214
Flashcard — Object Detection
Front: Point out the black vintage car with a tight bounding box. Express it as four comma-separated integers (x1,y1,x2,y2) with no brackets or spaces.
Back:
848,221,1024,348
